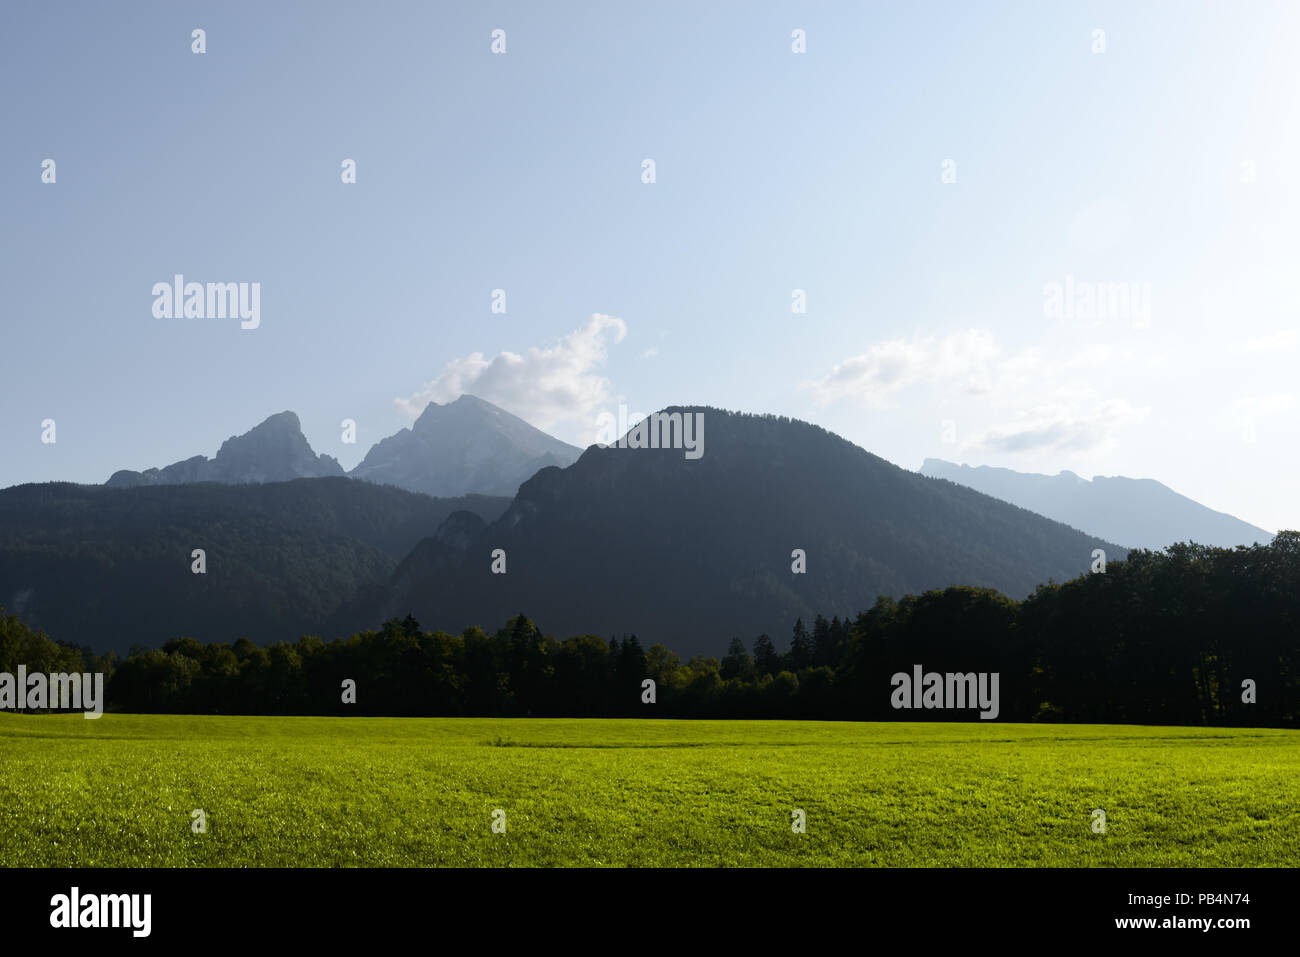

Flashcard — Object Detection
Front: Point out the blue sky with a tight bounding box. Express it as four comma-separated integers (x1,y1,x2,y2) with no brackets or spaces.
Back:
2,1,1297,533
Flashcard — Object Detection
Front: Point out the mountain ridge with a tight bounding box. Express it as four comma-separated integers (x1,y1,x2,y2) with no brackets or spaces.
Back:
103,395,584,500
919,458,1273,550
348,394,583,497
106,411,345,487
336,407,1128,656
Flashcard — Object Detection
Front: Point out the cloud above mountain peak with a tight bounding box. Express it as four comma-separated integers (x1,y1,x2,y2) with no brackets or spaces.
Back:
394,314,627,429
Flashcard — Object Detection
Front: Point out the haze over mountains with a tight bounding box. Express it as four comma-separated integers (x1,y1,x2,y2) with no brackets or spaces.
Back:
919,459,1273,551
105,396,582,500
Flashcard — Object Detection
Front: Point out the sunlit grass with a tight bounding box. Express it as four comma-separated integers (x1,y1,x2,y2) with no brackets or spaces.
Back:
1,714,1295,867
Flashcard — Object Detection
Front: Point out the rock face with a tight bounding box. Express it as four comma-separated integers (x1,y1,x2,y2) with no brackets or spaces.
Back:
103,397,582,498
106,412,344,487
348,394,583,497
919,458,1274,551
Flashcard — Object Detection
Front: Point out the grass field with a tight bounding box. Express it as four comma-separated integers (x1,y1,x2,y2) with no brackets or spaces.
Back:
0,714,1296,867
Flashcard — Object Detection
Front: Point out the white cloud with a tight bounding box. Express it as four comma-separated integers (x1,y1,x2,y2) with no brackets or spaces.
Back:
804,329,1000,407
1216,392,1297,427
1227,393,1297,416
807,327,1128,413
961,399,1151,455
1214,393,1297,447
808,329,1144,459
394,313,627,428
1241,329,1299,353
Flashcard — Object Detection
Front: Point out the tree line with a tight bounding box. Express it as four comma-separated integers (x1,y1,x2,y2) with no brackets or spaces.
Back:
2,533,1296,726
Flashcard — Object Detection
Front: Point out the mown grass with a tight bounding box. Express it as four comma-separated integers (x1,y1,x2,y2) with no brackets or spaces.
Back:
0,714,1295,867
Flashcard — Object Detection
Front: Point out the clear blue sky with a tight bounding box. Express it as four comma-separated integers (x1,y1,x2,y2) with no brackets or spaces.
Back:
2,1,1296,532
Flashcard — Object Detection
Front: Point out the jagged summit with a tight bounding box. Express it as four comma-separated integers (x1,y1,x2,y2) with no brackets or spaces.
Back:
349,394,582,497
103,396,583,498
106,412,344,487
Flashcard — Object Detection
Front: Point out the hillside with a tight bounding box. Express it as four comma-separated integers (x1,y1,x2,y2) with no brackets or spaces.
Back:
0,478,510,652
353,408,1126,655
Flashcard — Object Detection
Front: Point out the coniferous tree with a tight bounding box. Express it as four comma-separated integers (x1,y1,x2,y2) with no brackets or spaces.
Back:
789,618,814,671
721,637,755,680
752,634,781,676
812,614,834,667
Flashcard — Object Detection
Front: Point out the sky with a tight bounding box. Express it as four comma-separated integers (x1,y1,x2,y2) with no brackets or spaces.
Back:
2,1,1297,534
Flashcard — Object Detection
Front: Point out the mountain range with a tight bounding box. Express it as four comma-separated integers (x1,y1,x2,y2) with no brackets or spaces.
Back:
333,408,1125,655
2,405,1129,656
5,398,1280,657
106,396,583,499
919,459,1273,551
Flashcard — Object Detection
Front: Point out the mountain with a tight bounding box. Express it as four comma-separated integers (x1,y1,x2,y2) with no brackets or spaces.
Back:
0,478,511,652
918,459,1273,551
103,398,583,500
348,394,583,497
106,412,344,487
338,408,1127,657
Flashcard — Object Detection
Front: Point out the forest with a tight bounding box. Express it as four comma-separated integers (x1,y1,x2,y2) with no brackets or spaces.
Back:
2,533,1295,727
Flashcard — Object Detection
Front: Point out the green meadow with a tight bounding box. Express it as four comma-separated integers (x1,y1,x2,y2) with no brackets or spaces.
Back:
0,714,1295,867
